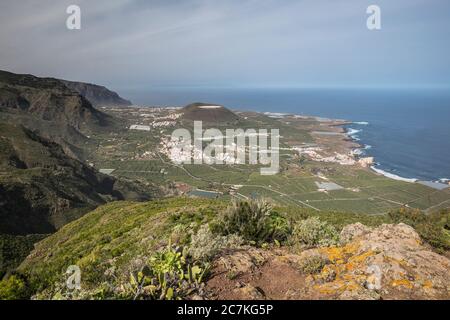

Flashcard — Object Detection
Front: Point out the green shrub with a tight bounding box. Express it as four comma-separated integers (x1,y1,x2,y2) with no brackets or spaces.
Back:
290,217,340,248
121,243,209,300
280,206,391,231
445,214,450,231
0,274,31,300
149,245,186,276
299,255,328,274
170,224,193,246
269,211,292,242
213,200,291,243
0,234,47,278
189,224,244,261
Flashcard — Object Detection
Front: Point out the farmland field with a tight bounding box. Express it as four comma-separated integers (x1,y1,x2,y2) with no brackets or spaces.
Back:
88,108,450,215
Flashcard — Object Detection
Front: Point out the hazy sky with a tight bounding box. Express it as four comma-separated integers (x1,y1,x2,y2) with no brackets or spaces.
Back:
1,0,450,91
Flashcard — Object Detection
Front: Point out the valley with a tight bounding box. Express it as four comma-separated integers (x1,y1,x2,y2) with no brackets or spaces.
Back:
0,70,448,300
1,0,449,303
87,105,450,215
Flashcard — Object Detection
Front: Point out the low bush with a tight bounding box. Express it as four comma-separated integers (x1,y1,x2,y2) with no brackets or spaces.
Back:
299,255,328,274
170,224,193,246
269,211,292,242
0,274,31,300
212,200,291,244
290,217,340,248
189,224,244,261
0,234,46,278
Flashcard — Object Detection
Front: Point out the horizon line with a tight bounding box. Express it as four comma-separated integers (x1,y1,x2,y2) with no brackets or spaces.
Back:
117,83,450,91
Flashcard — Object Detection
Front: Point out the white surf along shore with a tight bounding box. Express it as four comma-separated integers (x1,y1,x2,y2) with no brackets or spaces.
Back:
261,110,445,190
345,122,420,183
344,122,449,189
370,165,417,183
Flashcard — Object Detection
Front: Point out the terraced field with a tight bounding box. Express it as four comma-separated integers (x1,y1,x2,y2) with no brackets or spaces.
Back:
92,153,449,214
89,108,450,215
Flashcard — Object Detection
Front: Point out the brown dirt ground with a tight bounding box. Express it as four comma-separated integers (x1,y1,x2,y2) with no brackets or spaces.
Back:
204,249,322,300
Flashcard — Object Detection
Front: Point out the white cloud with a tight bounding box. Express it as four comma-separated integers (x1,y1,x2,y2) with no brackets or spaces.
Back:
0,0,449,90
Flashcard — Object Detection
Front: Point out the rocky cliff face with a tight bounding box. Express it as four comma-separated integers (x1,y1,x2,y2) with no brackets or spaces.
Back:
61,80,131,107
0,122,155,235
0,70,110,130
0,71,156,236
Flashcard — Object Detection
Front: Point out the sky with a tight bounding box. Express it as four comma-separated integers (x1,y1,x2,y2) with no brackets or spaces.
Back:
1,0,450,93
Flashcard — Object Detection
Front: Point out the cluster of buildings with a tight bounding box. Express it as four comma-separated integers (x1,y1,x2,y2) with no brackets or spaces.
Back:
151,120,177,128
135,150,154,160
159,136,248,165
129,110,182,131
293,145,374,167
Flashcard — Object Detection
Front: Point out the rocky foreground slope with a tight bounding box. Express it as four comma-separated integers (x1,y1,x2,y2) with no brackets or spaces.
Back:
207,223,450,300
7,198,448,300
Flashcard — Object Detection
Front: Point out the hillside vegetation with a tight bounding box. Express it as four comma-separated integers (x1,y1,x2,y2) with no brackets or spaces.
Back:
0,70,160,277
0,122,156,236
2,198,447,300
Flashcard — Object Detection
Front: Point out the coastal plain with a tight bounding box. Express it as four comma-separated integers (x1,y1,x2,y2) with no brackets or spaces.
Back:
88,105,450,215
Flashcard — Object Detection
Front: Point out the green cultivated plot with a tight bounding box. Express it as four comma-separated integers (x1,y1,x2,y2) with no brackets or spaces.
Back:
86,110,449,215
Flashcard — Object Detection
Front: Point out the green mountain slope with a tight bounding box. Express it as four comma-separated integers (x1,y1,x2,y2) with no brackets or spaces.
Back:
0,122,157,236
0,71,161,276
11,198,448,300
60,80,132,107
0,70,111,130
18,198,226,298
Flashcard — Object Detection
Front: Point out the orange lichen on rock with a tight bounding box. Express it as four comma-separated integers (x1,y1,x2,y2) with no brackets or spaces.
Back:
390,279,414,289
306,223,450,299
206,223,450,300
311,243,378,297
319,242,360,264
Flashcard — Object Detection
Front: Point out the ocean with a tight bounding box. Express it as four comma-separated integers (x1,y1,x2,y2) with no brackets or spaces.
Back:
124,87,450,182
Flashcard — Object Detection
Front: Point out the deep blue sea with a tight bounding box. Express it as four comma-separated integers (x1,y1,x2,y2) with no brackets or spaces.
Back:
124,87,450,182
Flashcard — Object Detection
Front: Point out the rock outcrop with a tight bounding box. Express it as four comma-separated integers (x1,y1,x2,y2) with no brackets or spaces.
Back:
0,71,155,236
303,223,450,300
60,80,131,107
205,224,450,300
0,123,156,235
0,70,110,130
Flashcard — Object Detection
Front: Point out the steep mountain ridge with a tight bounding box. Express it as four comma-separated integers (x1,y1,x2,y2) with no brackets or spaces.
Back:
60,80,132,107
0,71,161,237
0,122,157,236
0,70,110,131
